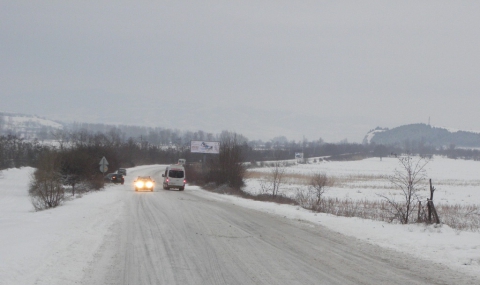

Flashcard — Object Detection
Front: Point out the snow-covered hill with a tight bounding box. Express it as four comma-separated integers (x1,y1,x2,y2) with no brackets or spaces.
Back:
364,123,480,148
362,127,387,144
0,112,63,139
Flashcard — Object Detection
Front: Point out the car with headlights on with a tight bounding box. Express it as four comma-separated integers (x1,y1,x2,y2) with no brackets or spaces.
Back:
134,176,155,192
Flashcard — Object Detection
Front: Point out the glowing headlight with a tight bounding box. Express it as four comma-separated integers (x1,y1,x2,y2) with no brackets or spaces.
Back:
135,181,144,188
146,181,154,188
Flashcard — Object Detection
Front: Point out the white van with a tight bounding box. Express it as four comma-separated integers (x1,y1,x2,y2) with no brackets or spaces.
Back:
162,164,186,191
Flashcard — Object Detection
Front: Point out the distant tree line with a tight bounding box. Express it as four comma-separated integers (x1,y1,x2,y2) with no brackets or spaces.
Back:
0,135,46,169
3,126,480,175
2,123,480,212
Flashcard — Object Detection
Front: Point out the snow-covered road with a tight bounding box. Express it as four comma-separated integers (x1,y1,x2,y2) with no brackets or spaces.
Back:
1,165,479,284
81,166,478,285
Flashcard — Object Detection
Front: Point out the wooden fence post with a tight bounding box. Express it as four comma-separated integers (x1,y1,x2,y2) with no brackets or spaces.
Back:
418,201,422,222
428,179,436,223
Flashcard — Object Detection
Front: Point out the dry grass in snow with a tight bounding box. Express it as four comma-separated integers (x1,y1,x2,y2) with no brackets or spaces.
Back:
245,156,480,231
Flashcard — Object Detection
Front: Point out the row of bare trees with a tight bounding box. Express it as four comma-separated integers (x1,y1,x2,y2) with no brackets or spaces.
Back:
0,135,46,169
28,145,116,210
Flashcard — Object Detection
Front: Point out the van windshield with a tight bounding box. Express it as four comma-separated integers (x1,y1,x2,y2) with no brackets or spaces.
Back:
169,170,184,178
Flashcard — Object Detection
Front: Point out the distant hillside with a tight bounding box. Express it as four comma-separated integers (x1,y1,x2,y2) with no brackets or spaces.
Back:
364,124,480,148
0,112,64,139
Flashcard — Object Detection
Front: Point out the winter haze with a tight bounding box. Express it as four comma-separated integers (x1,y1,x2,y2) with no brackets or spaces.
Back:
2,1,480,142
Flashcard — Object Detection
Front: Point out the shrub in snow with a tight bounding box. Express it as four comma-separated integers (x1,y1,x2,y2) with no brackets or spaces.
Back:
309,172,331,208
29,171,65,210
29,151,65,210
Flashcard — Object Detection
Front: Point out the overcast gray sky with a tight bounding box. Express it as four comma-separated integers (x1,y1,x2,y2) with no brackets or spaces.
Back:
1,1,480,142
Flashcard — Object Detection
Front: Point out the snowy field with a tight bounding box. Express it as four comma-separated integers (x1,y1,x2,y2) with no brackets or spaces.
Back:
0,157,479,284
245,156,480,205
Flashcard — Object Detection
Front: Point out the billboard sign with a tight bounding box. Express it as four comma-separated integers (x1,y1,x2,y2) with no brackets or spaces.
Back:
295,152,304,163
190,141,220,154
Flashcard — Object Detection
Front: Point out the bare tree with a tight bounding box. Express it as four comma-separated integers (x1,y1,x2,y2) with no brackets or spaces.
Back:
260,161,287,198
59,148,93,196
51,129,70,150
206,131,246,189
218,132,246,189
295,172,331,210
309,172,330,208
379,155,429,224
106,127,124,148
0,115,4,134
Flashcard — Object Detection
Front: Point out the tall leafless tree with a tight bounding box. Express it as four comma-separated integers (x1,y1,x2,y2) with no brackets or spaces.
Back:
379,155,429,224
207,131,246,189
260,161,287,198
